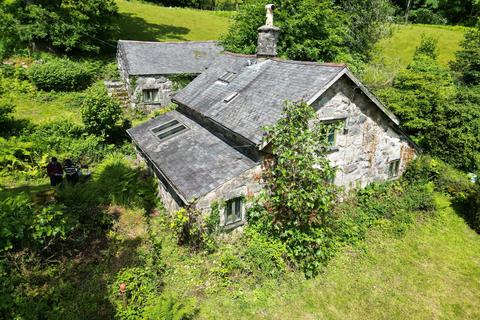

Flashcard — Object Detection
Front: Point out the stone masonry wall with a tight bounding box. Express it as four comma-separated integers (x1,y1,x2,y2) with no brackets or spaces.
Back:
130,75,174,110
312,76,416,189
195,165,263,229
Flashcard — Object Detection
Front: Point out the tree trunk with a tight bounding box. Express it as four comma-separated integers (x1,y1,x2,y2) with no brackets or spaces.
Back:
405,0,413,24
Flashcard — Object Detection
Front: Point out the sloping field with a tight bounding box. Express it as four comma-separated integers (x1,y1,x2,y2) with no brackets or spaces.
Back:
116,0,232,42
199,195,480,319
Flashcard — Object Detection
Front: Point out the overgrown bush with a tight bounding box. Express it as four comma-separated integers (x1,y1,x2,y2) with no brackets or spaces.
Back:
466,182,480,233
409,8,447,25
170,205,219,253
143,293,198,320
28,58,98,91
111,267,162,319
0,100,14,137
81,83,123,138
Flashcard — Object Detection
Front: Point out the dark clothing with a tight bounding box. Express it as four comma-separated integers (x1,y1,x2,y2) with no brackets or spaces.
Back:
47,162,63,186
50,175,63,186
64,165,79,185
47,162,63,176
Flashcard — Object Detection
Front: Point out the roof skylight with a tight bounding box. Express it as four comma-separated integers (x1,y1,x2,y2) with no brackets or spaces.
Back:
224,92,239,103
152,119,188,141
218,71,236,83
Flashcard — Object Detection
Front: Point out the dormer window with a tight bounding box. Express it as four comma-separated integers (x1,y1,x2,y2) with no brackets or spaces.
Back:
143,89,159,103
218,71,236,83
152,119,188,141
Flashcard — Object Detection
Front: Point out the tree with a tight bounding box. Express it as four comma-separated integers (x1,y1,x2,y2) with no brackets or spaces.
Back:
378,36,480,171
451,22,480,85
81,84,122,138
221,0,392,64
0,0,118,54
259,102,338,277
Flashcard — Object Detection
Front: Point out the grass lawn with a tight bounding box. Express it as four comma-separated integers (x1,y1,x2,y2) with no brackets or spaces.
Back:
377,24,467,67
116,0,233,42
11,91,83,125
160,194,480,319
363,24,467,88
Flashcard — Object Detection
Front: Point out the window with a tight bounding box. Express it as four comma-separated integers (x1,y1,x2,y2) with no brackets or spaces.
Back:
224,92,239,103
322,121,342,147
389,160,400,178
152,119,188,141
218,71,236,83
326,126,336,146
225,198,243,225
143,89,159,103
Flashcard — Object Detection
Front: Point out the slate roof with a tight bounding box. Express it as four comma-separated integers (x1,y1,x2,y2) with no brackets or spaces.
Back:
173,53,348,145
127,111,256,203
117,40,223,76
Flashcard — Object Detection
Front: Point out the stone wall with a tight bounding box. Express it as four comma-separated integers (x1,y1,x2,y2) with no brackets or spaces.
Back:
195,166,263,229
312,76,417,189
129,75,174,110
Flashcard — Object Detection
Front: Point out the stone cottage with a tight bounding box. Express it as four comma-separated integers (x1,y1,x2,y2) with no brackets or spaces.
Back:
117,40,223,109
127,6,418,229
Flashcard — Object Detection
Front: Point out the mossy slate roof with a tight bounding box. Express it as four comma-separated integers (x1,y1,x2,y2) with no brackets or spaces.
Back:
118,40,223,76
173,53,346,145
127,111,256,203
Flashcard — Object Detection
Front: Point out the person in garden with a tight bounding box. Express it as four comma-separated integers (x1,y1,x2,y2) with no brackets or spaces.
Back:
64,159,79,185
47,157,63,186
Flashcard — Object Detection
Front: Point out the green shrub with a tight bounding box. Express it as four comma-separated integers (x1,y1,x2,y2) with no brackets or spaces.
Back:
91,154,158,210
466,182,480,233
0,100,14,137
111,267,162,319
143,293,198,320
28,58,98,91
170,206,218,253
405,156,473,200
0,193,33,252
81,83,123,138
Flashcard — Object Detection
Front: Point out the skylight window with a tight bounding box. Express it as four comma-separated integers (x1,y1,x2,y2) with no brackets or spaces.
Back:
218,71,236,83
224,92,239,103
152,119,188,141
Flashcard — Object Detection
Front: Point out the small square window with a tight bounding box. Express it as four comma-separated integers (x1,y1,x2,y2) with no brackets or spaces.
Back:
143,89,159,103
389,160,400,178
225,198,243,225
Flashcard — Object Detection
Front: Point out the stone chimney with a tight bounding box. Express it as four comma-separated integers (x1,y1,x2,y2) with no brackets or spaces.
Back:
256,4,280,58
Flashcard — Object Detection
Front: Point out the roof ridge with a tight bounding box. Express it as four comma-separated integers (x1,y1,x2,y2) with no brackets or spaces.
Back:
271,57,346,68
223,51,256,58
119,40,219,45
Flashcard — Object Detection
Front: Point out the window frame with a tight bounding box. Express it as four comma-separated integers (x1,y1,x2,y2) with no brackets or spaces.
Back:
150,119,188,142
319,119,345,148
224,197,243,226
142,89,160,103
218,71,237,83
388,159,401,178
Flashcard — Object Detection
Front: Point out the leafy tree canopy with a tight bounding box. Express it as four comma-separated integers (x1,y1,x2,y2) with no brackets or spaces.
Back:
451,21,480,85
378,36,480,171
221,0,392,64
391,0,479,25
0,0,118,56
